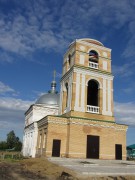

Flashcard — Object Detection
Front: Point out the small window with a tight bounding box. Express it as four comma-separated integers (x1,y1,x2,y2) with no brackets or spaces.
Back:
68,54,71,65
89,50,98,62
89,50,99,69
65,83,68,107
67,54,71,70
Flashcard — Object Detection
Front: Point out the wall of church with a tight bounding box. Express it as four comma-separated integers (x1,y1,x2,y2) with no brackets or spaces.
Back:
75,41,112,73
36,125,47,157
22,122,38,157
35,116,127,160
67,121,127,160
25,105,59,126
45,122,68,157
33,105,59,122
60,40,114,119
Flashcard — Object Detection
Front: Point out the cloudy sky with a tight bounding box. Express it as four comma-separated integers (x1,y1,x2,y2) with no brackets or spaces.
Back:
0,0,135,145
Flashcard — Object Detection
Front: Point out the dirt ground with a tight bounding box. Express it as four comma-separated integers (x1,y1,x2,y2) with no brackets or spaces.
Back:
0,158,135,180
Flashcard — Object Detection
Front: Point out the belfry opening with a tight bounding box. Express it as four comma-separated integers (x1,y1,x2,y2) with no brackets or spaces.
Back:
87,80,99,107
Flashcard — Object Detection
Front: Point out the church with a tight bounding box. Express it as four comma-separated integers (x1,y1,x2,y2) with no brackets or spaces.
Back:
22,38,128,160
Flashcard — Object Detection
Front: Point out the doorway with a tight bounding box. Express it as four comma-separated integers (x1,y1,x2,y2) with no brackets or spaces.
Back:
87,135,99,159
115,144,122,160
52,139,61,157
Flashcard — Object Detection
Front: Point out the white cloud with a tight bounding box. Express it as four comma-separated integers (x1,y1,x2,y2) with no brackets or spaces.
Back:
0,0,134,63
0,97,33,111
114,102,135,126
0,96,34,140
0,81,15,94
112,61,135,78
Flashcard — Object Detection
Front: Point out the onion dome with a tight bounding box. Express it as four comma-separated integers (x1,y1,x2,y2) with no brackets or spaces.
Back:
35,80,59,105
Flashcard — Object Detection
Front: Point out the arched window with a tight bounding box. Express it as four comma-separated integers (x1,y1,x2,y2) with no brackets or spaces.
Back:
67,54,71,70
89,50,99,69
87,80,98,106
87,80,99,114
68,54,71,66
65,83,68,107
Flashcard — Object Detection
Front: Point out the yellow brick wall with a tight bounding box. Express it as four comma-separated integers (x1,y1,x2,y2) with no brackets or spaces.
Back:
46,123,68,157
36,116,127,160
67,122,127,160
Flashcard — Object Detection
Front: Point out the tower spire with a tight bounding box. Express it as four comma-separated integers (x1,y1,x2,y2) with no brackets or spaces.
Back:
49,70,57,94
53,70,56,81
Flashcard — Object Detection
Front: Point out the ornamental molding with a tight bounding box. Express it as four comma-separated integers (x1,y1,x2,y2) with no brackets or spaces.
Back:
76,39,111,52
85,77,102,89
74,67,113,80
69,118,127,131
61,67,73,82
42,116,127,131
38,118,48,127
87,47,101,56
48,120,68,125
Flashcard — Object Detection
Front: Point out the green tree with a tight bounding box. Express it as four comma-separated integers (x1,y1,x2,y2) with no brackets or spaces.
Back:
6,130,22,151
0,141,8,150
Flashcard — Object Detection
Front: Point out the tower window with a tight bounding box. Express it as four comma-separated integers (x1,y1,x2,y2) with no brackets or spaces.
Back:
65,83,68,107
89,50,99,69
67,54,71,70
87,80,99,114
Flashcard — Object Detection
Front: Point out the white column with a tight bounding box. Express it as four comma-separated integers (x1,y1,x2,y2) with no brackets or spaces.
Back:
74,73,80,111
81,74,85,112
102,78,107,114
59,84,63,115
107,80,112,116
67,76,72,111
32,122,38,157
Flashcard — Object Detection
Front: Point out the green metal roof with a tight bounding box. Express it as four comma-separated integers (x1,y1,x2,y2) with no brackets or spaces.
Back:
127,144,135,149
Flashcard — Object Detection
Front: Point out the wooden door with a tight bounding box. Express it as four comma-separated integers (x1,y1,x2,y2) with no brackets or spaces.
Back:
87,135,99,159
52,139,61,157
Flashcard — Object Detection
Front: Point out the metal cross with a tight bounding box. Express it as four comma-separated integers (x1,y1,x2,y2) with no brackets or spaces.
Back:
53,70,56,81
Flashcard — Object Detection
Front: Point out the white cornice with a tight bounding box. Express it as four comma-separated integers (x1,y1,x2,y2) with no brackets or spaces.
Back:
44,118,127,131
76,39,111,52
74,66,114,80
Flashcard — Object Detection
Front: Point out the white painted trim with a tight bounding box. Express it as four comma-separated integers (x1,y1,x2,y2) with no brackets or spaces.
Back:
74,73,80,109
102,111,112,116
86,77,102,89
48,120,127,131
76,39,111,52
81,74,85,112
102,79,107,115
59,84,63,115
69,75,73,110
74,107,85,112
107,80,112,114
78,38,104,46
74,67,113,80
79,54,85,65
87,47,101,56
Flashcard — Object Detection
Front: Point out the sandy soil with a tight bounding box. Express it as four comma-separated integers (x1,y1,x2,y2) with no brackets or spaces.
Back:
0,158,135,180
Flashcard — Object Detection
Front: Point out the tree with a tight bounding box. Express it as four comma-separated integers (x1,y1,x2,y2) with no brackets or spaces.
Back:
0,141,8,150
7,130,17,149
6,130,22,151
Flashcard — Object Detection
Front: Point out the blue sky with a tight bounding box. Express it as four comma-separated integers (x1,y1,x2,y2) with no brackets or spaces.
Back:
0,0,135,145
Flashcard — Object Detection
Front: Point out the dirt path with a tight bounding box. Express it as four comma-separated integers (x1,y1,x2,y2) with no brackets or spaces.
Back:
0,158,135,180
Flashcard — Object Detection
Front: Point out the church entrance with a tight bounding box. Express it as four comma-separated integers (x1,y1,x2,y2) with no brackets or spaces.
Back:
87,135,99,159
115,144,122,160
52,139,61,157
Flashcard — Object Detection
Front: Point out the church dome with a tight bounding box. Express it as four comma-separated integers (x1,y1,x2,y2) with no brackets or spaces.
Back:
35,80,59,105
69,38,104,47
79,38,104,46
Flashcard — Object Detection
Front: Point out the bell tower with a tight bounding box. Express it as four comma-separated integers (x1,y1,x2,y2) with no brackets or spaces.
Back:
59,38,114,122
35,38,127,160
